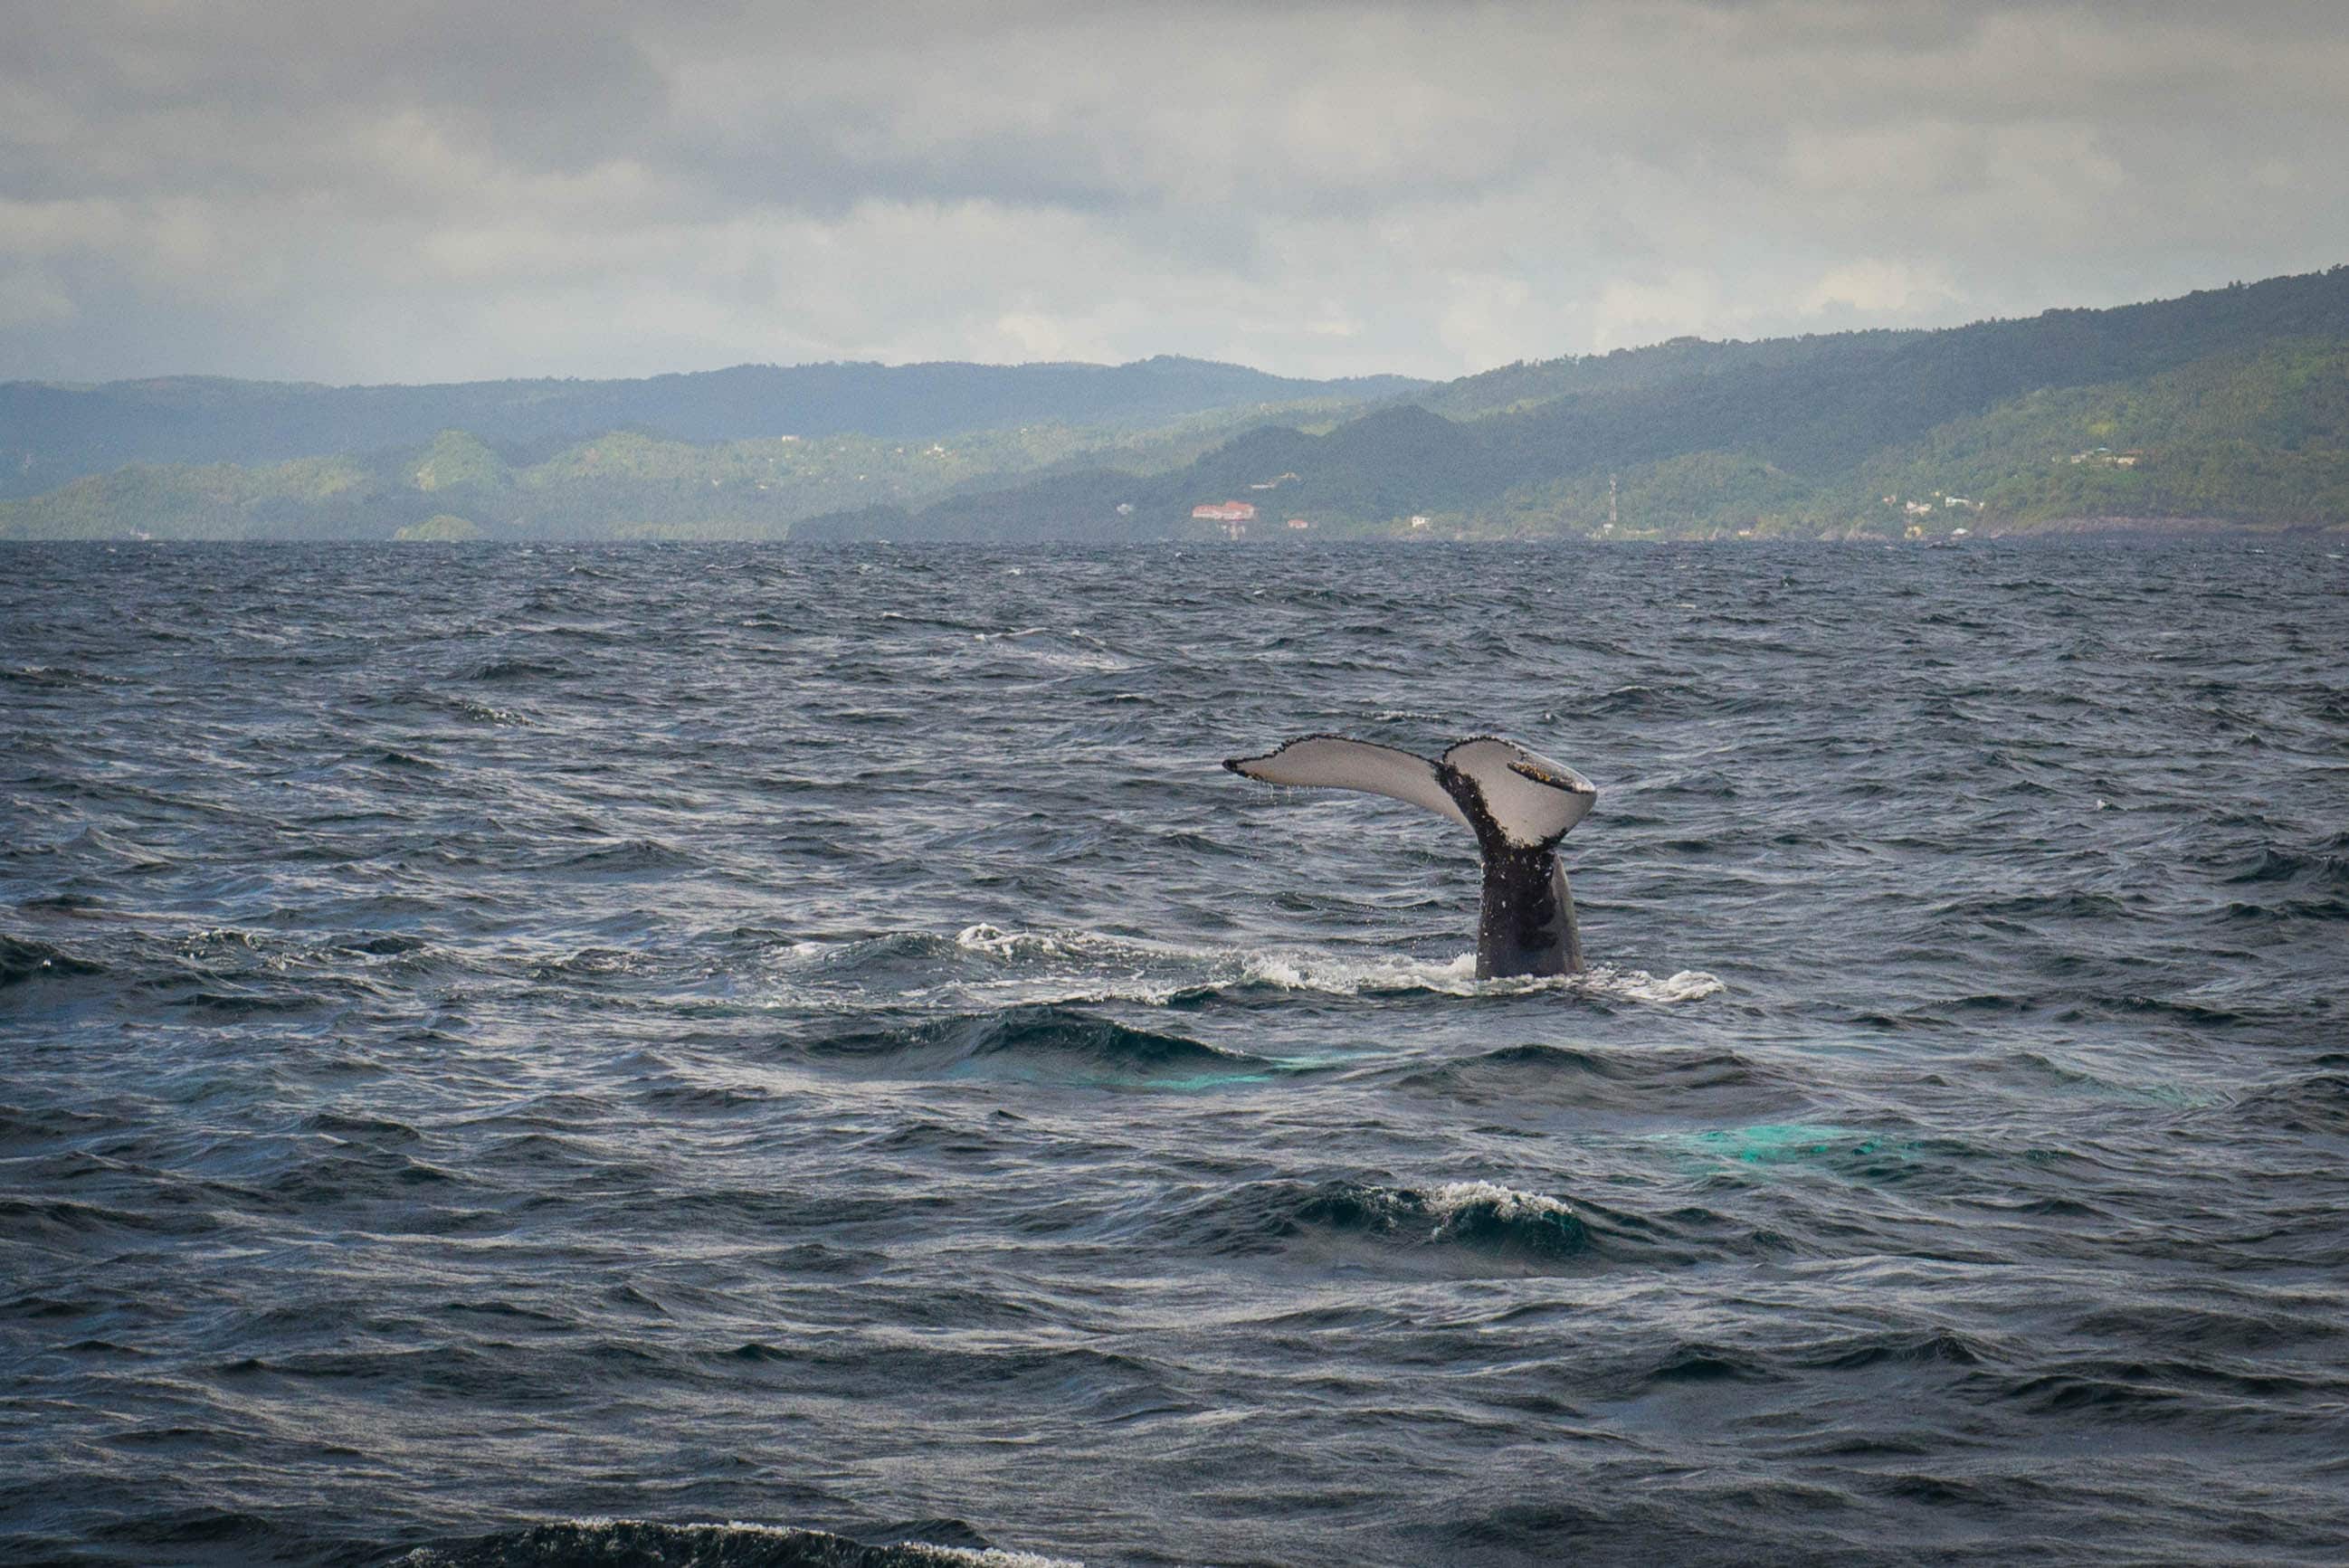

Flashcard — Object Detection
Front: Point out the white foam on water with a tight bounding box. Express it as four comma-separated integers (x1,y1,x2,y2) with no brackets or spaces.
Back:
948,924,1193,1005
956,929,1449,1000
950,927,1724,1005
717,1522,1080,1568
1423,1179,1577,1230
1241,951,1723,1004
956,922,1080,960
768,927,1726,1012
1578,963,1726,1003
1235,949,1488,996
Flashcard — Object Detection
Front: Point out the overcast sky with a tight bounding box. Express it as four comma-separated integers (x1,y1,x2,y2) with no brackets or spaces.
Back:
5,1,2348,385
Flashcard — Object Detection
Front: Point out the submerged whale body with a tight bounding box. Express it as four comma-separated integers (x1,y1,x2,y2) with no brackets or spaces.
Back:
1223,735,1598,980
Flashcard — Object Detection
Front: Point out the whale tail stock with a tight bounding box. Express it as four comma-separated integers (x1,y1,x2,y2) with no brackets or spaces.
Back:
1222,735,1597,979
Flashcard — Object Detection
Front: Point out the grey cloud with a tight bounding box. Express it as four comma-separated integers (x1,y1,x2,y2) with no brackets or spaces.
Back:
4,1,2347,383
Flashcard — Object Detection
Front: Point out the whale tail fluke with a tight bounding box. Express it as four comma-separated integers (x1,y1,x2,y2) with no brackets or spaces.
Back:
1222,735,1471,829
1225,734,1594,849
1433,737,1596,850
1223,733,1599,979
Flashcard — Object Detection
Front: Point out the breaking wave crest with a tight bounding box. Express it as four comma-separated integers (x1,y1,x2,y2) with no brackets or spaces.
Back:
1188,1177,1593,1265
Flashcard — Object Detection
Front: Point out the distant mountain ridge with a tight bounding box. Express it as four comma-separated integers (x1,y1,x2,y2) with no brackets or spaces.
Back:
0,356,1427,501
798,263,2349,541
5,265,2347,540
0,395,1383,543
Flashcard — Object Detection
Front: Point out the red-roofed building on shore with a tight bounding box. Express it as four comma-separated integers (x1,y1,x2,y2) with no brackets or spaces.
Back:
1194,499,1257,539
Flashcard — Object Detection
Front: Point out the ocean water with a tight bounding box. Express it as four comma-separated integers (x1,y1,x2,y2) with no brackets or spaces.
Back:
3,539,2345,1567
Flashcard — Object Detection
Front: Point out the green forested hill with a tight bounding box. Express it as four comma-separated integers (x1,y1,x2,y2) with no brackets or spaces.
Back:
1840,339,2349,529
0,356,1423,502
0,396,1373,542
1416,264,2349,426
7,266,2348,542
806,265,2349,541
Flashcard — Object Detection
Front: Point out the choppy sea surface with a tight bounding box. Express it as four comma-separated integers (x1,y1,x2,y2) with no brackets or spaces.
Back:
3,539,2346,1567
